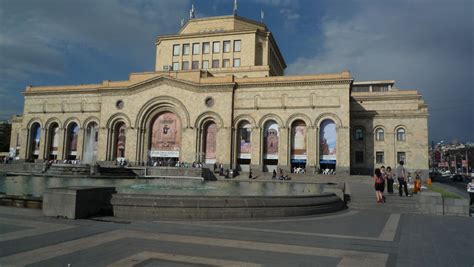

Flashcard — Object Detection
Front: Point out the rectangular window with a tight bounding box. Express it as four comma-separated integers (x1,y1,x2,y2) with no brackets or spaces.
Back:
233,58,241,67
355,151,364,164
173,44,180,56
202,42,210,54
202,60,209,69
172,62,179,71
223,59,230,67
234,40,241,52
192,60,199,69
355,128,364,141
212,59,219,68
182,43,190,55
192,43,200,55
376,152,384,164
182,61,189,70
352,86,370,92
397,152,406,163
212,41,220,53
223,41,231,53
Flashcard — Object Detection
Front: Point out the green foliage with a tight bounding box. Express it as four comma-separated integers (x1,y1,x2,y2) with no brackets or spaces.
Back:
426,184,461,199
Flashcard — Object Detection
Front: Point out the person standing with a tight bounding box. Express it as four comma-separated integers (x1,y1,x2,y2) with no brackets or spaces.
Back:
374,168,385,203
467,178,474,206
396,161,410,197
386,166,394,194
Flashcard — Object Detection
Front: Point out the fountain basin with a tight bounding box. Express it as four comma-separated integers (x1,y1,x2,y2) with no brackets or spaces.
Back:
111,192,345,220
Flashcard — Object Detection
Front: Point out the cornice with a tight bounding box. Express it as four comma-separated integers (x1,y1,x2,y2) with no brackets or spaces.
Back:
237,79,352,88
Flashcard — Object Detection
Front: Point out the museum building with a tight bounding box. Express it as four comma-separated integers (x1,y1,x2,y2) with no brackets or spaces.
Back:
9,14,429,175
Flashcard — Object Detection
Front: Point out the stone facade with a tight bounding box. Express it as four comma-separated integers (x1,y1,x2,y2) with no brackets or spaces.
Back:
9,15,429,175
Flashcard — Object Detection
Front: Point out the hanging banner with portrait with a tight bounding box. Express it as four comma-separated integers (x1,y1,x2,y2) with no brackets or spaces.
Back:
291,121,306,160
237,122,251,159
263,122,279,159
205,122,217,162
116,124,126,158
150,112,180,158
69,124,79,156
319,119,336,163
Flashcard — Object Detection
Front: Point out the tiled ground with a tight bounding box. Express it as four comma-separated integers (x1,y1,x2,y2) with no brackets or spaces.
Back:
0,204,472,267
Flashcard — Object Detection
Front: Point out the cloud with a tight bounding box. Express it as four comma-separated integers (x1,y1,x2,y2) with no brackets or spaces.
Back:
0,0,190,118
287,0,473,142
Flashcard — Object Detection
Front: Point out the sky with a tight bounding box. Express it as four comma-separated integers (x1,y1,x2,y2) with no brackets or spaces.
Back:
0,0,472,143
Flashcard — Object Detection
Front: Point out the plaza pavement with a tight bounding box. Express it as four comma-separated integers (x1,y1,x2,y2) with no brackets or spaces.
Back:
0,175,473,266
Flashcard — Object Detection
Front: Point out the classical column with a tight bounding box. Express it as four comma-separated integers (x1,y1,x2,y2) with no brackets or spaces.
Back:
278,126,289,171
250,126,261,171
57,127,66,161
306,126,316,171
20,127,29,160
75,127,84,161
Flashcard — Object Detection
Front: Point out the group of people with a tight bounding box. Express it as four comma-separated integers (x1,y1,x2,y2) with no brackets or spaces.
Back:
272,168,291,180
374,160,418,203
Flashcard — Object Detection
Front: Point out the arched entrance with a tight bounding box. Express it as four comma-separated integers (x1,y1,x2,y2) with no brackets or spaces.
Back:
114,122,126,160
236,121,252,171
319,119,337,172
29,122,41,160
263,120,279,172
83,122,98,164
290,120,306,172
66,122,80,160
47,122,60,160
148,112,181,166
202,121,217,164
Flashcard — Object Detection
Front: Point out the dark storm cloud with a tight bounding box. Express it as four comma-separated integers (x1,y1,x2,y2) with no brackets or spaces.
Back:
288,0,473,142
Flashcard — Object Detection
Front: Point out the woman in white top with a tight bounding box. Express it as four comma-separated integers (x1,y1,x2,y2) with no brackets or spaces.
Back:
467,178,474,206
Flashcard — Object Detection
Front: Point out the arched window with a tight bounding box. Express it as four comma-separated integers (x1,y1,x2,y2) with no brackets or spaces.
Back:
203,121,217,163
237,121,252,160
149,112,181,159
396,128,406,141
29,122,41,159
66,122,80,159
48,123,60,160
84,122,99,163
115,122,126,159
355,128,364,141
375,128,384,141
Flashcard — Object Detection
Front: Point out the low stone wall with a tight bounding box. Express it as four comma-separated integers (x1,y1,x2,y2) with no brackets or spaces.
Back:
47,164,90,176
418,191,470,217
0,162,45,173
111,192,346,220
144,167,216,180
43,186,116,219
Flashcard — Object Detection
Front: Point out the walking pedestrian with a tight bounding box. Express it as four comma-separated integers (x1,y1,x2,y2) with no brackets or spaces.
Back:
272,169,277,179
467,178,474,206
380,166,387,193
386,166,394,194
396,161,410,197
374,168,384,203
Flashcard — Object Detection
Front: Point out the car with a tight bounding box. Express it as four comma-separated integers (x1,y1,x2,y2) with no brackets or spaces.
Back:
451,173,468,182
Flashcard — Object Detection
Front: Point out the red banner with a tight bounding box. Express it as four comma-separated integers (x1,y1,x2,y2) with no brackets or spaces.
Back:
462,160,467,167
451,160,455,167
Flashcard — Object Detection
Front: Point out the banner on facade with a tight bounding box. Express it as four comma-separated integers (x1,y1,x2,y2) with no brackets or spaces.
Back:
150,150,180,158
291,121,306,159
263,122,279,160
238,122,251,159
151,112,180,157
319,120,336,162
205,122,217,160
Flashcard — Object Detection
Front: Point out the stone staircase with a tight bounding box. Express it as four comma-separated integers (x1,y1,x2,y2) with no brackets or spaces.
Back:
346,181,422,213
